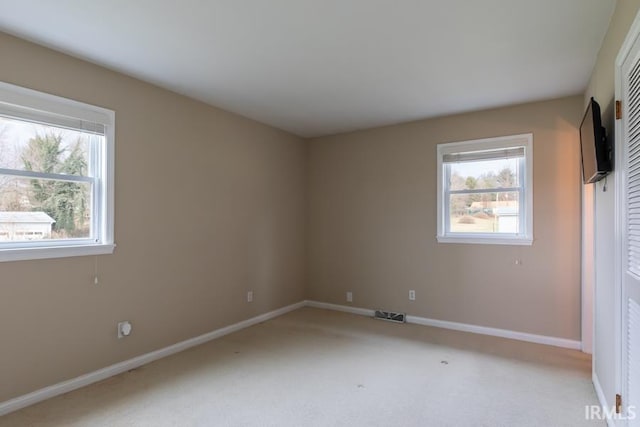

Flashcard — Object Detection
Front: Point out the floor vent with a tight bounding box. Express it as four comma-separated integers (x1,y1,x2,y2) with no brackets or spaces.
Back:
374,310,406,323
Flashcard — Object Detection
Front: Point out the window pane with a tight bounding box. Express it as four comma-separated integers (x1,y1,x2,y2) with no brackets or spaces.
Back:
449,191,519,233
449,157,520,190
0,115,93,176
0,176,92,241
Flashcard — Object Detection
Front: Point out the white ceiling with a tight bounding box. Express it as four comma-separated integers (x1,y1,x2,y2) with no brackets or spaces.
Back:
0,0,616,137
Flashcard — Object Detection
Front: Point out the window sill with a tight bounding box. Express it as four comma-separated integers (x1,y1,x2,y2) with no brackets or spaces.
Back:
0,243,115,262
437,235,533,246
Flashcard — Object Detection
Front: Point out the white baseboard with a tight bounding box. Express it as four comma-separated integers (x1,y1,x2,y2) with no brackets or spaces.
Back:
0,300,306,417
406,314,581,350
305,300,582,350
592,372,616,427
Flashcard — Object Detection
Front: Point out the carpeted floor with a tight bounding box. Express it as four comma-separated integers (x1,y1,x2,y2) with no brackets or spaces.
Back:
0,307,602,426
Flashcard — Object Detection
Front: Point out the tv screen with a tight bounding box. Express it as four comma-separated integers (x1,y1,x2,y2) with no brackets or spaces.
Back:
580,98,611,184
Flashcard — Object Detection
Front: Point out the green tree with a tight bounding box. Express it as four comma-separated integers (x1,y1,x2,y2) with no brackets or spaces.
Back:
465,176,477,189
22,133,88,236
464,176,482,208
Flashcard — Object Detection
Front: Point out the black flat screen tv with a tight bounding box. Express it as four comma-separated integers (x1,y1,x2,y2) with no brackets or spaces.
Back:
580,97,611,184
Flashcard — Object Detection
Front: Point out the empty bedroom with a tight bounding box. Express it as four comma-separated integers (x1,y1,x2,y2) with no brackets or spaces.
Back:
0,0,638,426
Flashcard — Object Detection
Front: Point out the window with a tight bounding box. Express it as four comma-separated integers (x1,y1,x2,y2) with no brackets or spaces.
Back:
436,134,533,245
0,81,114,261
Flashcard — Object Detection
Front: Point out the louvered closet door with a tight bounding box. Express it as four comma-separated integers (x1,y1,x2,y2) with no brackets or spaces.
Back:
621,29,640,427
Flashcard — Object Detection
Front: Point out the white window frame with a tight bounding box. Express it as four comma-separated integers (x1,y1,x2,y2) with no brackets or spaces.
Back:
436,133,533,245
0,81,115,261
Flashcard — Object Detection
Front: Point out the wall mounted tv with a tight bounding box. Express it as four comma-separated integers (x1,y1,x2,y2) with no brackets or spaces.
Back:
580,97,612,184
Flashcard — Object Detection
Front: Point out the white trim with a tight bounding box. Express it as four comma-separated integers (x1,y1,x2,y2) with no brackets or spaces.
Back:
405,314,580,349
0,243,115,262
614,59,625,427
436,133,533,245
436,235,533,245
0,301,305,417
0,81,113,125
581,183,594,354
305,300,581,350
593,372,617,427
437,133,533,154
614,9,640,419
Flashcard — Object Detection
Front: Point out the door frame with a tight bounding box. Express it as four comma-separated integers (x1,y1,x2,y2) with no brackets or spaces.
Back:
614,9,640,422
582,183,594,355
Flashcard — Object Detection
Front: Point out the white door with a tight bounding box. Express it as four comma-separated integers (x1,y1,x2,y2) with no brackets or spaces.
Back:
619,22,640,426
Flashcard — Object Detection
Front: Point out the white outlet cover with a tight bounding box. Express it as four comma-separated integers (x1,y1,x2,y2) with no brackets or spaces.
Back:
118,321,132,338
346,292,353,302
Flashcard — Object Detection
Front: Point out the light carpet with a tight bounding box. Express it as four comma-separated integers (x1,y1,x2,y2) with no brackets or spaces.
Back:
0,307,602,426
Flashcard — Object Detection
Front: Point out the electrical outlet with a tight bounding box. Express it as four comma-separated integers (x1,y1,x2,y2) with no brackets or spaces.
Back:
409,290,416,301
346,291,353,302
117,321,132,339
247,291,253,302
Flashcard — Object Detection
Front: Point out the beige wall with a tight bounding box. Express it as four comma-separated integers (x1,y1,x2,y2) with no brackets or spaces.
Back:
584,0,640,408
308,96,583,340
0,33,307,402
